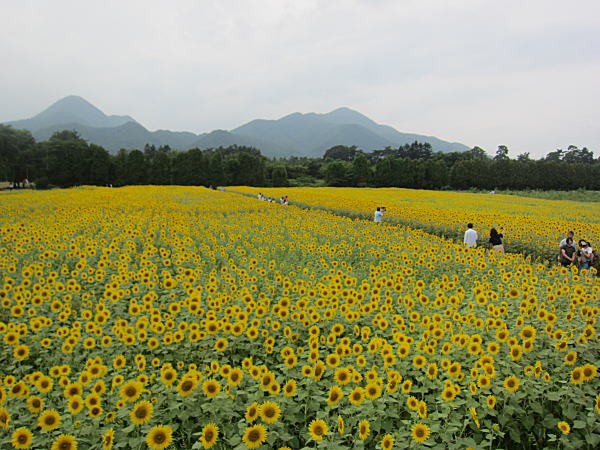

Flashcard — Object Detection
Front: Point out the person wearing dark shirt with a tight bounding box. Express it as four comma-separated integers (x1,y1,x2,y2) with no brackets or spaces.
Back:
489,227,504,254
560,237,576,267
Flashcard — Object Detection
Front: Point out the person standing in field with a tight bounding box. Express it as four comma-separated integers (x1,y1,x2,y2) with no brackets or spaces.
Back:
577,240,594,270
558,230,576,262
374,207,383,223
464,223,478,248
560,237,577,267
489,227,504,254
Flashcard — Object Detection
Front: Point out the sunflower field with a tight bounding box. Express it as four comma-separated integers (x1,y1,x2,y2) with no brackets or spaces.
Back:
230,187,600,263
0,186,598,450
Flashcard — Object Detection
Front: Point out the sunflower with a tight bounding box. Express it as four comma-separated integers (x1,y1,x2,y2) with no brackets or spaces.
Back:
199,423,219,449
11,427,33,449
582,364,597,382
202,379,221,398
308,419,328,442
228,368,243,387
258,401,281,424
85,393,101,409
27,396,43,415
441,386,457,402
176,377,198,397
504,375,520,393
349,387,365,406
145,425,173,450
412,355,427,369
425,363,438,379
326,353,341,368
13,344,30,361
411,423,430,444
334,367,351,385
365,382,382,400
326,385,343,406
50,434,77,450
245,402,259,422
160,368,177,388
407,396,419,411
102,428,114,450
486,395,497,409
130,400,153,425
214,338,228,352
381,433,394,450
36,376,53,393
570,367,584,384
67,395,84,415
477,375,491,389
242,424,267,449
0,406,9,429
337,415,345,434
283,379,297,397
509,345,523,361
357,419,370,440
38,409,61,431
469,407,480,428
418,401,428,419
564,351,577,366
558,421,570,435
119,380,143,403
89,405,104,420
519,325,537,341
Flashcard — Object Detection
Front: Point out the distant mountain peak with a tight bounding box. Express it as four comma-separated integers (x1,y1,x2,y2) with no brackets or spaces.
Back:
8,95,137,131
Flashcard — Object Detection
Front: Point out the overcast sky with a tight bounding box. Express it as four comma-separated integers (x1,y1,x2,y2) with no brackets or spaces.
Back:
1,0,599,158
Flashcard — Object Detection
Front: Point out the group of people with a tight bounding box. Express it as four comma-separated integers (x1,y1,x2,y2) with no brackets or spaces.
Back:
258,193,288,205
463,223,505,254
559,231,596,269
464,224,596,269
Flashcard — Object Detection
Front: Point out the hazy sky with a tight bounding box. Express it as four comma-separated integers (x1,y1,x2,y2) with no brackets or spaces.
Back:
1,0,599,158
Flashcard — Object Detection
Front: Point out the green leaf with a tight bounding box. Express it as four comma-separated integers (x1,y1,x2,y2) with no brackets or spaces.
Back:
509,427,521,443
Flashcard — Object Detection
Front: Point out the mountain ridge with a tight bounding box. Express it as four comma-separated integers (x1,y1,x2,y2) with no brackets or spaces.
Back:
4,96,470,156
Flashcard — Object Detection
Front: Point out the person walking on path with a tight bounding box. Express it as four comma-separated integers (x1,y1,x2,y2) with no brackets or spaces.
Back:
464,223,478,248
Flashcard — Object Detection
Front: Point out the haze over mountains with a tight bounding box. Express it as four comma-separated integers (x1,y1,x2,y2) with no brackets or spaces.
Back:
5,96,469,157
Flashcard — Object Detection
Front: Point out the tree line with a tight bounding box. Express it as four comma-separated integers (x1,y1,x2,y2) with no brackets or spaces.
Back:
1,124,598,190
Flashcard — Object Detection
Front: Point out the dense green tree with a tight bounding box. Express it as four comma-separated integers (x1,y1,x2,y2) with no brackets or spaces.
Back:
324,160,351,186
0,125,35,182
494,145,510,161
323,145,358,161
373,157,395,187
271,165,289,187
351,153,371,186
124,150,147,185
562,145,594,164
398,141,434,160
206,151,225,186
148,148,172,185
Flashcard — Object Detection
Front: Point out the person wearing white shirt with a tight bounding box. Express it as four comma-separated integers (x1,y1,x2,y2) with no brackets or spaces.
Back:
374,207,383,223
464,223,478,247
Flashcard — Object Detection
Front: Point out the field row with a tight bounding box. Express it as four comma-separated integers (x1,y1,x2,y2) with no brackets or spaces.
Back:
230,187,600,262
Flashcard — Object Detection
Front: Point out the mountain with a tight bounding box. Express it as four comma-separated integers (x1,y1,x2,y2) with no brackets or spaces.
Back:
227,108,468,156
4,96,470,156
8,95,136,130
